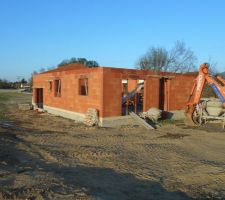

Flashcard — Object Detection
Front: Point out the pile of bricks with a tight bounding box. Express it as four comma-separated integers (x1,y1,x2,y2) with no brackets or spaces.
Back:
83,108,99,126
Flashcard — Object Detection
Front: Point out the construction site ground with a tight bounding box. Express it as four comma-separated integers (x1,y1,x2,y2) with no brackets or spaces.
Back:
0,90,225,200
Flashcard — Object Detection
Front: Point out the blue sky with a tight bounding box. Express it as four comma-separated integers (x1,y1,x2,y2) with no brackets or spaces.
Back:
0,0,225,81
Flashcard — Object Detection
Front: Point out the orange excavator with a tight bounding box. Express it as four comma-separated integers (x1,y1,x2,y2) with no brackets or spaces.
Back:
185,63,225,126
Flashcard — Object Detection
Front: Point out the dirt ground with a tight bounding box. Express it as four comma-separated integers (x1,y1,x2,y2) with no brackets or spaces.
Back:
0,90,225,200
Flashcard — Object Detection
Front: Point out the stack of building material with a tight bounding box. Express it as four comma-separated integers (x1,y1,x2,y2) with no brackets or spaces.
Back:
140,108,162,123
18,103,32,111
83,108,99,126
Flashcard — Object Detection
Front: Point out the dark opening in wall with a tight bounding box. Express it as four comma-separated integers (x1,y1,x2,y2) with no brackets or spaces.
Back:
79,78,88,96
48,81,52,91
159,78,165,110
54,79,61,97
122,79,144,115
35,88,43,108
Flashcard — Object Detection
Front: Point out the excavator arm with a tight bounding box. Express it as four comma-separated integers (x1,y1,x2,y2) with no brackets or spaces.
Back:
185,63,225,125
186,64,208,119
206,76,225,105
216,75,225,86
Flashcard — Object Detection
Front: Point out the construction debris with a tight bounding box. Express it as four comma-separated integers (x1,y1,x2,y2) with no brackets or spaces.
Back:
83,108,99,126
140,108,162,123
130,112,154,129
18,104,32,111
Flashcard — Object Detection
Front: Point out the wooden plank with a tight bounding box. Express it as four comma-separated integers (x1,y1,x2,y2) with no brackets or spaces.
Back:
130,112,155,130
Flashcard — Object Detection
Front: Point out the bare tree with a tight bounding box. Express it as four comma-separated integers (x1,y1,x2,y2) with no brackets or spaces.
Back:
137,40,197,72
138,47,168,71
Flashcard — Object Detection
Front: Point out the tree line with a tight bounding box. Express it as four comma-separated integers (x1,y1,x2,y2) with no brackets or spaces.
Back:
0,78,27,89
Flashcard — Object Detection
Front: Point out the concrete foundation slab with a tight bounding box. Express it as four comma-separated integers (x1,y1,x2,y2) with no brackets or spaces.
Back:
99,116,140,127
43,105,85,122
34,104,185,127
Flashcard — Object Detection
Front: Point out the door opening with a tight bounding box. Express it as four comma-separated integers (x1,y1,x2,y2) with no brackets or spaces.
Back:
35,88,43,108
122,79,144,115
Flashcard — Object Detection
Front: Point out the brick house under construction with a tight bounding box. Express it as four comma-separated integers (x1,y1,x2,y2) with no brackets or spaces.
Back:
32,63,197,126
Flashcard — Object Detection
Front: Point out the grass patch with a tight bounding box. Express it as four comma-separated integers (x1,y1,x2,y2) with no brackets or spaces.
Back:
0,112,8,120
0,104,8,120
0,91,32,104
0,93,10,120
0,94,11,120
0,95,10,102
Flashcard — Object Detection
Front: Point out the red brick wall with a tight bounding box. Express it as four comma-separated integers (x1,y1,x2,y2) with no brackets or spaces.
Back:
143,77,161,111
169,74,196,110
143,74,196,111
127,80,138,92
33,67,104,117
33,66,197,118
102,68,122,117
